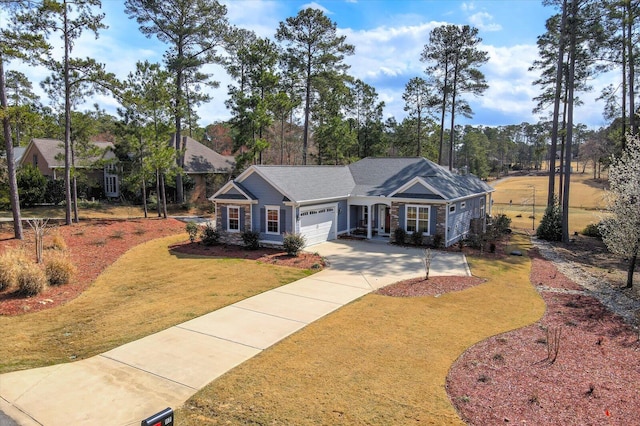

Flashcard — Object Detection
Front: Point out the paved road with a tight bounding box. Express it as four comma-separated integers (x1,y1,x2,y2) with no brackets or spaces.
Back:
0,239,468,426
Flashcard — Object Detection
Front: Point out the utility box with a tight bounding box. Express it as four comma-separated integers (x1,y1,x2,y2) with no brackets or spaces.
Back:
141,407,173,426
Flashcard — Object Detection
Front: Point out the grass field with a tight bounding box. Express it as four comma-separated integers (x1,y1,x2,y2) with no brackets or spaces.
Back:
490,172,608,234
0,234,312,374
176,234,545,425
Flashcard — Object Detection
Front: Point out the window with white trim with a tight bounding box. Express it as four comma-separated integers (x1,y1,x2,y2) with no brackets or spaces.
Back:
449,204,456,213
405,205,430,235
227,206,240,232
461,201,466,210
266,206,279,234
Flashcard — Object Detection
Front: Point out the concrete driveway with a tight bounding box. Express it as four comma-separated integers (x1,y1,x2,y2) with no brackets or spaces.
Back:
0,240,468,426
312,239,470,289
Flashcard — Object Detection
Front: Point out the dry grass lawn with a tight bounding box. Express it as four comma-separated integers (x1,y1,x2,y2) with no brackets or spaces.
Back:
491,173,608,233
0,203,213,221
0,234,312,373
176,234,545,425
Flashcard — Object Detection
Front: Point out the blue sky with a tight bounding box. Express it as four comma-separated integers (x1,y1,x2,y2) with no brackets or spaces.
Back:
12,0,614,129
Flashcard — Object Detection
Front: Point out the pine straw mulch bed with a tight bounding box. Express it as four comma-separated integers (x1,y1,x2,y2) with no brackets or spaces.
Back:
378,240,640,425
0,219,323,317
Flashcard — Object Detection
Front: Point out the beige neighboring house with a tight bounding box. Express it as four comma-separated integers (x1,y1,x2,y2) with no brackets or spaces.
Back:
20,138,120,198
170,135,236,202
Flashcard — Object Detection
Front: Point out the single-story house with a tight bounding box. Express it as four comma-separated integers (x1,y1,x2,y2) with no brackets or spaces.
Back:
170,135,236,202
20,138,120,197
210,157,495,248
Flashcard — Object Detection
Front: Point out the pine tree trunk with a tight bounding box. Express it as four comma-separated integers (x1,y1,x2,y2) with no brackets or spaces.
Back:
63,4,72,225
548,0,568,207
0,55,23,239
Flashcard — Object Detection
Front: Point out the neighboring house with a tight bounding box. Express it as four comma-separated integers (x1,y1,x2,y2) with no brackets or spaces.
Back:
210,157,495,248
20,138,120,198
170,135,236,202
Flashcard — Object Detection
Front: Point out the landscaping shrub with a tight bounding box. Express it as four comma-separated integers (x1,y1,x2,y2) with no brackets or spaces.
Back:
537,196,562,241
0,248,29,291
394,228,407,245
44,251,76,286
17,164,47,207
49,230,67,251
582,223,602,239
432,233,444,249
186,222,199,243
465,234,484,250
201,223,221,246
241,229,260,250
44,179,65,205
410,231,423,246
283,233,306,256
16,262,47,296
491,213,512,234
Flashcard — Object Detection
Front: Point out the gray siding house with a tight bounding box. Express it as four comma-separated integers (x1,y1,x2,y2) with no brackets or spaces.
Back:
210,157,495,247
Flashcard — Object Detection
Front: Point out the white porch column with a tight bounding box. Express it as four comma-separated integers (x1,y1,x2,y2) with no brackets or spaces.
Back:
367,203,373,239
346,201,350,234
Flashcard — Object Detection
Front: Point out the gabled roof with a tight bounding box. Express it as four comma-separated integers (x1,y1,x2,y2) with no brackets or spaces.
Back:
212,157,493,205
210,181,257,202
23,139,115,169
348,157,494,200
240,165,355,203
170,135,235,174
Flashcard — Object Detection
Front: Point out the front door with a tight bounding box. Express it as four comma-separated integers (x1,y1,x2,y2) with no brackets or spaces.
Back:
378,205,389,235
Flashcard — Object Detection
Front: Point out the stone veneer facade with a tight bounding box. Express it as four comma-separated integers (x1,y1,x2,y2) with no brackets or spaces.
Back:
389,202,446,246
215,203,253,246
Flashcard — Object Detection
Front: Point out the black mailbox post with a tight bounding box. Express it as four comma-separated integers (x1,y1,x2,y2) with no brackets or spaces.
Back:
141,407,173,426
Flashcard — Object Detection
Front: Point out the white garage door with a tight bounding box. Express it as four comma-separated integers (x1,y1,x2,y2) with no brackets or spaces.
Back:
300,206,336,246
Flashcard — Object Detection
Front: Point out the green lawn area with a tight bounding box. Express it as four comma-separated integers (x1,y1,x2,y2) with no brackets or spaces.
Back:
175,234,545,425
0,234,313,373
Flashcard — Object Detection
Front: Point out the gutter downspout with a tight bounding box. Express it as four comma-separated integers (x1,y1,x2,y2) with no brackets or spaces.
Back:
444,203,449,247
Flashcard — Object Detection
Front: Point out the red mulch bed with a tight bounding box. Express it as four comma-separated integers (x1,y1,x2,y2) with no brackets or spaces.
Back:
0,219,323,317
446,248,640,425
375,275,486,297
169,241,325,270
0,218,186,316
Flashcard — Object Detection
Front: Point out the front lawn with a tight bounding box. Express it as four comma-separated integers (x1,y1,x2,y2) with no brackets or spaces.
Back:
176,234,545,425
0,233,313,373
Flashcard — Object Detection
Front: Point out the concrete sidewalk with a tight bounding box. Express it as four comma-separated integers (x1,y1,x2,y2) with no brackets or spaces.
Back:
0,240,469,426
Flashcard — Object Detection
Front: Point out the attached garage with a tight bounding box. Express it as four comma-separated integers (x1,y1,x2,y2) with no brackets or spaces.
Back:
299,205,337,246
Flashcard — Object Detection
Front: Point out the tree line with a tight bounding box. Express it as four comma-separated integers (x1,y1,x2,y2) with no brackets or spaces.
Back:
1,0,639,243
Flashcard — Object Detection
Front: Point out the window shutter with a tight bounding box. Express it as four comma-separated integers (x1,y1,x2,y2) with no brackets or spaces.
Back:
260,208,266,232
222,207,228,230
239,207,245,230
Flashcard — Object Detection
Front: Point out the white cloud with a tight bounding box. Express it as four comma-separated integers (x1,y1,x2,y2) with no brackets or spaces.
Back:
300,2,332,14
461,2,476,12
468,11,502,32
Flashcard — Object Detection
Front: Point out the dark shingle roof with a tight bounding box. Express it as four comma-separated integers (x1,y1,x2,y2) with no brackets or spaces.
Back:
29,139,115,168
236,157,492,204
251,166,355,202
170,135,235,174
